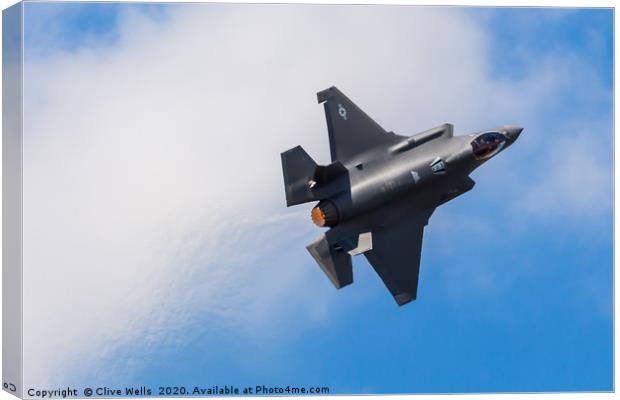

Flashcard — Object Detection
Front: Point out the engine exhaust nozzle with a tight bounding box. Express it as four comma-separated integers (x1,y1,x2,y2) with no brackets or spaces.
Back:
311,200,339,227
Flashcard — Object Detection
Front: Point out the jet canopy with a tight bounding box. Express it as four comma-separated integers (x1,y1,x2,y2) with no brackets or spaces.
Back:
471,131,507,160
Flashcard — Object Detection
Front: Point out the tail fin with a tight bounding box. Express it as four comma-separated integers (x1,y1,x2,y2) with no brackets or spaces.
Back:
281,146,320,206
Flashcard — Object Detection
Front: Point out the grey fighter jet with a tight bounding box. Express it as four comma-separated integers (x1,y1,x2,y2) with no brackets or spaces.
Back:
280,87,522,306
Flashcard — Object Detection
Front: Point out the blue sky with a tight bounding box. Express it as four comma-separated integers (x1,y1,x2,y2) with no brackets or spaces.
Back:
21,3,612,394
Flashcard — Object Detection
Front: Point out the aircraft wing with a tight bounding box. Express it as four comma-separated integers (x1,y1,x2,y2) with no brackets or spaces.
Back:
306,196,435,305
317,87,404,167
364,208,434,306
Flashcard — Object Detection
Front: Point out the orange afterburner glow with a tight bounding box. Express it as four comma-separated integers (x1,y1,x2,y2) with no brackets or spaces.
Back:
311,206,326,227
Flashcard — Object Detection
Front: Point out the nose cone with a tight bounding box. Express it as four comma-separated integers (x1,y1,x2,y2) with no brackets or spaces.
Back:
504,126,523,144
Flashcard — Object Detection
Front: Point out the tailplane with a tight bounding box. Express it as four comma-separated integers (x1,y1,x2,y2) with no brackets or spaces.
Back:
281,145,347,206
306,234,353,289
281,146,319,206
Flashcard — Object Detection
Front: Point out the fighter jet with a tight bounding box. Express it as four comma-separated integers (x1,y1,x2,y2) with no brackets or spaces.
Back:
280,86,522,306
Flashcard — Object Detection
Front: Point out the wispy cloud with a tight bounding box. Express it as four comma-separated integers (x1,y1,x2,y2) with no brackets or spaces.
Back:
520,131,611,219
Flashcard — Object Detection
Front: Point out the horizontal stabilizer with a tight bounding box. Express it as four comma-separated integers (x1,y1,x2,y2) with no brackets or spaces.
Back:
306,235,353,289
281,146,349,207
281,146,319,206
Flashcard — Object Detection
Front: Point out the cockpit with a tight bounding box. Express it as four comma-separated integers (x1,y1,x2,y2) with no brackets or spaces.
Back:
470,131,507,160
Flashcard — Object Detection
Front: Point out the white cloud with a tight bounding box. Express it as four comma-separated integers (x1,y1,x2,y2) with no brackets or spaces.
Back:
20,4,610,386
520,131,612,219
